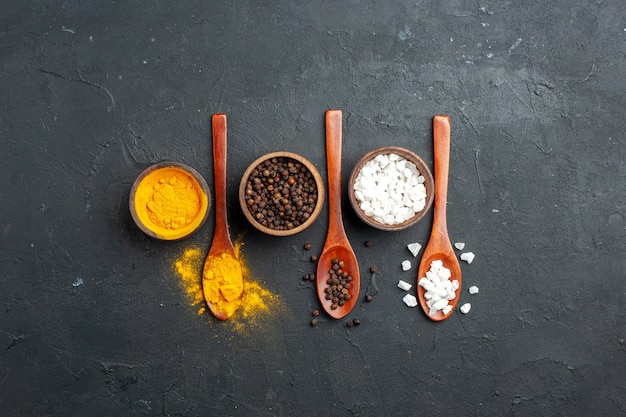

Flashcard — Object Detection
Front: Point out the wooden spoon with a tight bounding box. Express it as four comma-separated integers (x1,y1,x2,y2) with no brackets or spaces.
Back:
416,115,462,321
202,114,244,320
316,110,360,319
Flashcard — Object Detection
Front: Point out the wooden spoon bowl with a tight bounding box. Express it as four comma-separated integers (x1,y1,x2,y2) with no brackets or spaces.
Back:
316,244,359,319
416,249,462,321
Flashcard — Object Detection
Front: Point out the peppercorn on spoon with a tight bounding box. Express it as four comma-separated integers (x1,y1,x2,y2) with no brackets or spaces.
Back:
202,114,244,320
316,109,360,319
416,115,462,321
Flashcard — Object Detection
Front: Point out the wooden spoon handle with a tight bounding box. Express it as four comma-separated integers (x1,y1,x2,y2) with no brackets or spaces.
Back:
212,114,230,244
325,110,346,238
432,115,451,237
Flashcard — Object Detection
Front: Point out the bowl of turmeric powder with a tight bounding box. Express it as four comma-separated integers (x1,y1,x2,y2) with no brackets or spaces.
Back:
129,162,211,240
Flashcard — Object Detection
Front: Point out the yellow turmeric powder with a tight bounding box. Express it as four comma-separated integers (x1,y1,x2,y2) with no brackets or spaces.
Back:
174,247,205,308
202,251,244,320
172,239,287,337
132,164,209,240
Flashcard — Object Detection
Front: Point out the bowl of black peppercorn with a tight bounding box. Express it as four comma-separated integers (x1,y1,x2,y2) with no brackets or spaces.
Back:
239,151,325,236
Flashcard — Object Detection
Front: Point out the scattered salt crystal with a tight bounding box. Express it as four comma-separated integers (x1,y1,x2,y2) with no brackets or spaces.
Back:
460,252,475,264
407,242,422,257
468,286,479,294
460,303,471,314
442,305,453,316
401,260,411,271
454,242,465,250
397,280,412,291
402,294,418,307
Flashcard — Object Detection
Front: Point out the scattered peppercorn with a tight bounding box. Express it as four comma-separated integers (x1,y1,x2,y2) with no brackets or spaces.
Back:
346,320,354,328
302,274,310,281
312,309,320,317
364,294,373,302
304,242,312,250
243,157,318,231
364,240,374,247
369,265,378,273
310,255,318,262
308,273,316,281
352,318,361,326
310,319,318,327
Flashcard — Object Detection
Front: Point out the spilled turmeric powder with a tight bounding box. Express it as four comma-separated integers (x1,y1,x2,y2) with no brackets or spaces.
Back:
172,239,287,336
174,246,205,309
133,164,209,240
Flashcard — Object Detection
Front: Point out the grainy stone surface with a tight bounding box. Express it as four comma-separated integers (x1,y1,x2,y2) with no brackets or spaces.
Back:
1,1,625,416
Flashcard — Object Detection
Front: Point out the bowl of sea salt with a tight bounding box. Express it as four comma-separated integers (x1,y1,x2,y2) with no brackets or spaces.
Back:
348,147,434,231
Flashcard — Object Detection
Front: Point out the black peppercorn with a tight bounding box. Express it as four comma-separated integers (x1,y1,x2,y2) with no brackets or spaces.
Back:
304,242,312,250
312,309,320,317
369,266,378,273
365,294,373,302
364,240,374,247
352,319,361,326
310,319,318,327
244,156,319,231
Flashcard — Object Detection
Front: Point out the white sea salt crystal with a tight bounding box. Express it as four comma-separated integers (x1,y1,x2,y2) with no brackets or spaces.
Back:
468,285,479,294
402,294,418,307
407,242,422,257
432,298,449,311
401,260,411,271
418,260,458,316
454,242,465,250
352,153,428,225
460,252,475,264
397,280,412,291
460,303,471,314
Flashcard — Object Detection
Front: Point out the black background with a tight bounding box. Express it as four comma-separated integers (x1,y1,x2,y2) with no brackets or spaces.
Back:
1,1,625,416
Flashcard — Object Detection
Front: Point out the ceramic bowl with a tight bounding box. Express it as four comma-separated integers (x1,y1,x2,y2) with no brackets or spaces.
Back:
348,146,434,231
239,151,325,236
129,162,211,240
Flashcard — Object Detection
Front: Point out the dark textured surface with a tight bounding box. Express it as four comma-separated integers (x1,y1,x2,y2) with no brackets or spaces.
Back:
1,1,625,416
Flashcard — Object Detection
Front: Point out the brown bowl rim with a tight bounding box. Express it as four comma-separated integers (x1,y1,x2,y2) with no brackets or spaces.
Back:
239,151,325,236
348,146,434,231
129,161,211,240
